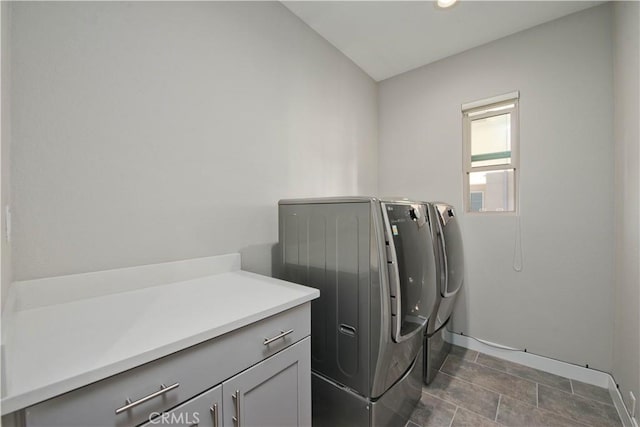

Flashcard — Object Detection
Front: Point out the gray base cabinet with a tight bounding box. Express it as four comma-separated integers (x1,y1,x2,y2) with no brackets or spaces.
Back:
20,304,311,427
140,339,311,427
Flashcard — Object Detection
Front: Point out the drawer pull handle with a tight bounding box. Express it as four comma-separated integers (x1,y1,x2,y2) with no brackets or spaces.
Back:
210,402,219,427
232,390,241,426
115,382,180,414
263,329,294,345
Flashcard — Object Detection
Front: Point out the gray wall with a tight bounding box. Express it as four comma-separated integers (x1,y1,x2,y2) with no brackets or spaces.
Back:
612,0,639,412
1,1,11,311
10,2,378,281
379,5,614,370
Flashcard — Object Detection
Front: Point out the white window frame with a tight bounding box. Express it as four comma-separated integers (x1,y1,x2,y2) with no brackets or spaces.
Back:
462,92,520,214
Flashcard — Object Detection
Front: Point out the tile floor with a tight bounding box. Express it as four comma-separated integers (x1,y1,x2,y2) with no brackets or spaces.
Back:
408,346,622,427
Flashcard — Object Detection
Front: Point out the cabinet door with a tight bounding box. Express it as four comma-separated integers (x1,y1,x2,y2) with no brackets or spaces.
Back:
223,338,310,427
140,385,222,427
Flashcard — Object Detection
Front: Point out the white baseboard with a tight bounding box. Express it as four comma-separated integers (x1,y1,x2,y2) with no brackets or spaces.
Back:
444,330,636,426
608,376,638,427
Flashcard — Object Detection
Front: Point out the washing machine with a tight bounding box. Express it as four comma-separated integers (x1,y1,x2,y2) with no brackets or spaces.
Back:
424,202,465,384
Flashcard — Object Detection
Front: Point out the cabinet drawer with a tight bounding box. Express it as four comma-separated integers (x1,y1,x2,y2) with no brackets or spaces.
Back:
25,303,310,427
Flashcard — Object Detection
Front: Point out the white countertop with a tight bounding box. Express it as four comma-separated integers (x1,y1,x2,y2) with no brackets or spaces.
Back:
0,254,319,414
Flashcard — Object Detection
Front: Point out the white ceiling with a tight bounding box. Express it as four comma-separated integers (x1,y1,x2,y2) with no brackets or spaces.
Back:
282,1,605,81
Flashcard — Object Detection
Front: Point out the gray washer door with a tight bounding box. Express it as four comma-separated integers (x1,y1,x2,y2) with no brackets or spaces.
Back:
383,202,435,342
434,203,464,297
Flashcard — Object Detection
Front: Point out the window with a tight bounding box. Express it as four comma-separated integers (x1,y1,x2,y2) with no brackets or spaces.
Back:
463,92,519,213
470,191,484,212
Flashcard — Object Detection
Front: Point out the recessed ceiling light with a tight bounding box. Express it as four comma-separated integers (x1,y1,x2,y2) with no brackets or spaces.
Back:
437,0,458,8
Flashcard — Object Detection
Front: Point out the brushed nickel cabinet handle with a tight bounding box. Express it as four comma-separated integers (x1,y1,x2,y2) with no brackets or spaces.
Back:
210,402,219,427
263,329,294,345
115,382,180,414
232,390,241,426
